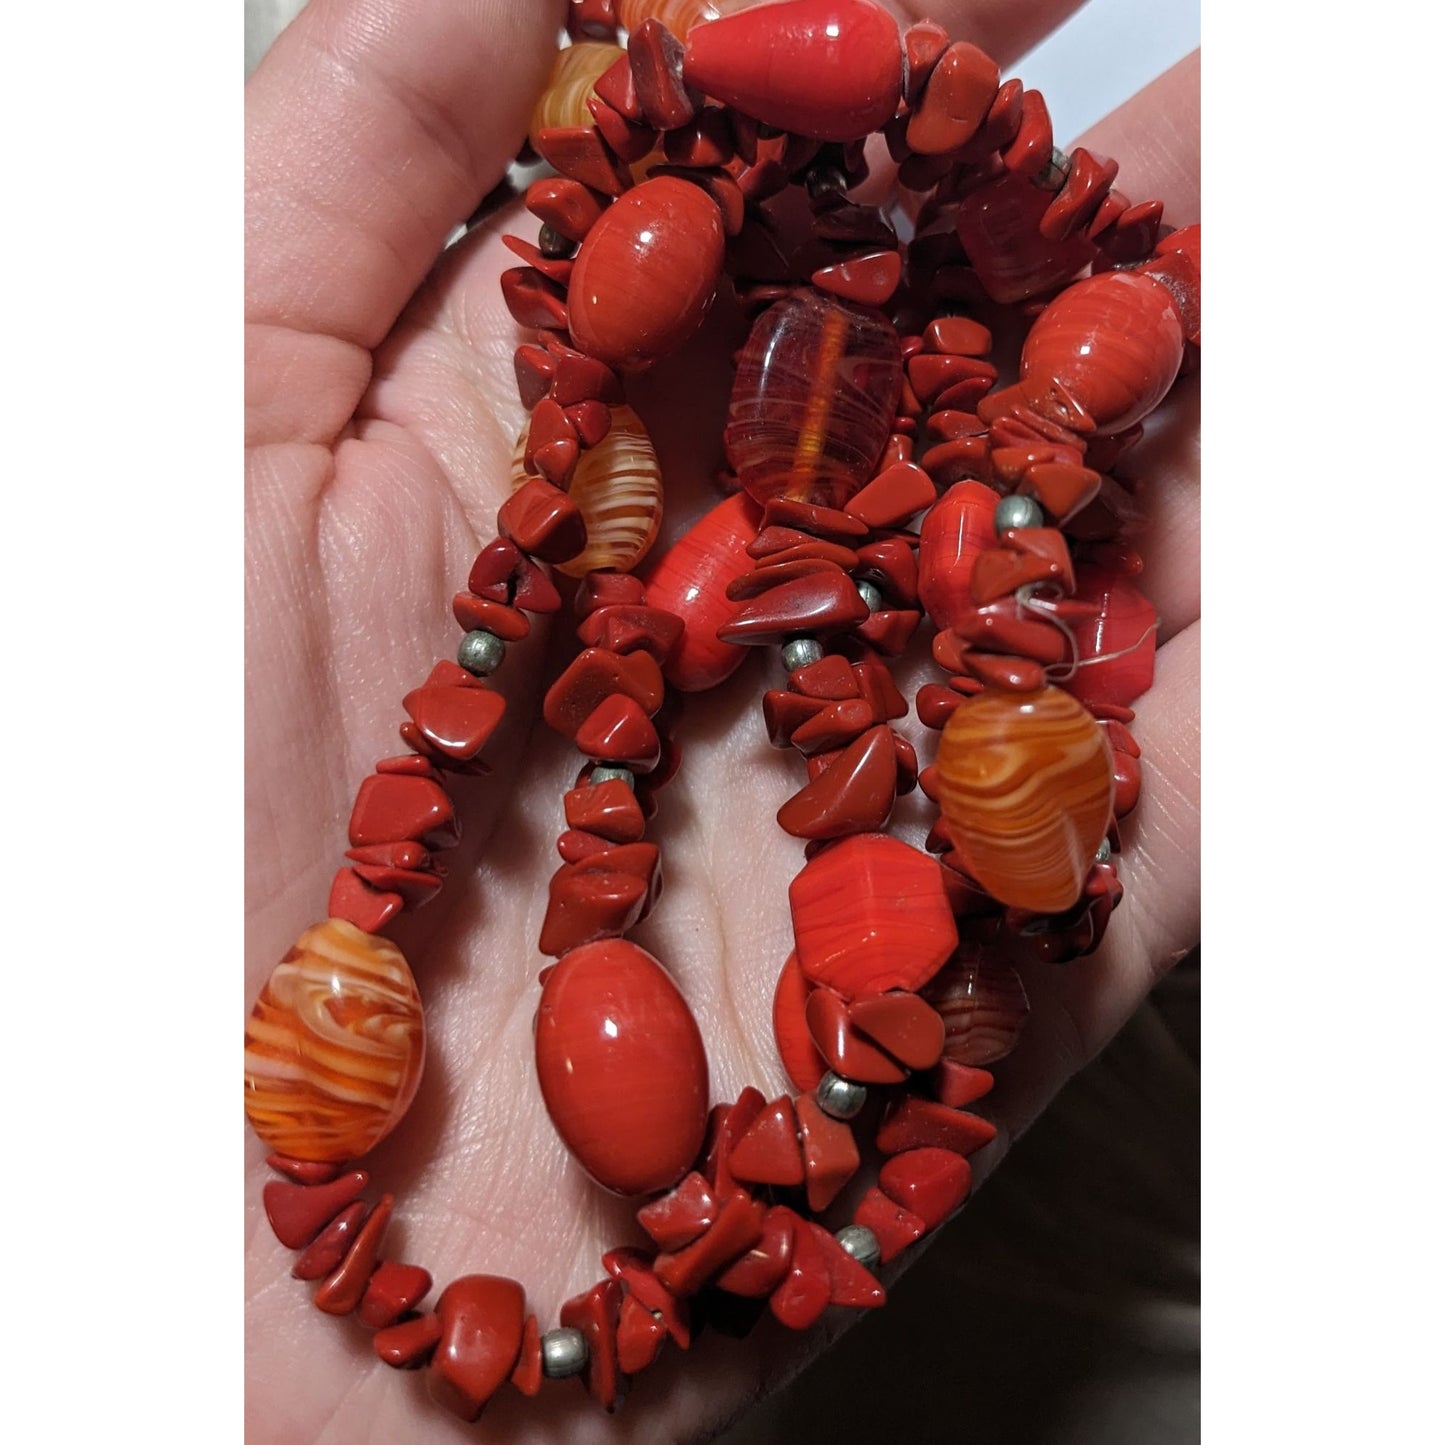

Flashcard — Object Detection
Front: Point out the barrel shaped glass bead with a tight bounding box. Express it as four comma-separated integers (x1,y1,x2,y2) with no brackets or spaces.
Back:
1020,270,1185,435
568,176,726,373
244,919,426,1162
725,289,902,509
934,687,1114,913
618,0,723,34
529,42,625,151
924,949,1030,1066
512,405,663,577
535,938,709,1196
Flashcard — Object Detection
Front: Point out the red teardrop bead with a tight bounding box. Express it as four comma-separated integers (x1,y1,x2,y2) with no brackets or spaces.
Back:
569,176,725,373
535,938,709,1195
682,0,903,142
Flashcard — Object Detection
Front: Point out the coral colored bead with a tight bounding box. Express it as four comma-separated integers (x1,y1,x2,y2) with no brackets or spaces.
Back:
789,833,958,998
569,177,724,372
682,0,903,142
641,492,760,690
726,290,902,509
535,939,708,1195
917,480,999,631
244,921,425,1163
935,687,1114,912
429,1275,527,1421
1021,270,1185,435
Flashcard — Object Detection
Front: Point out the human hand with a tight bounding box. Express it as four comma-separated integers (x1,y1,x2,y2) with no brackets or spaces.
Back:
245,2,1199,1439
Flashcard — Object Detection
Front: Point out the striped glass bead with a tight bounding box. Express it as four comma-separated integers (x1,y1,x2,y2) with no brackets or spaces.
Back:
529,41,625,151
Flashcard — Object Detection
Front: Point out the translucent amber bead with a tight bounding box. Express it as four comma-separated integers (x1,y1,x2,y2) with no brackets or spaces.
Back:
725,289,902,509
934,686,1113,912
511,405,662,577
244,919,425,1163
529,42,624,151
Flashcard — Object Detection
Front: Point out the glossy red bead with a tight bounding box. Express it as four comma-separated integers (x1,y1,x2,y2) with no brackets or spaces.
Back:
1062,563,1158,708
726,289,902,509
789,833,958,998
727,1095,805,1186
682,0,902,142
917,480,999,631
772,951,825,1093
429,1275,526,1421
878,1148,971,1229
1021,270,1185,435
535,939,708,1195
569,176,725,373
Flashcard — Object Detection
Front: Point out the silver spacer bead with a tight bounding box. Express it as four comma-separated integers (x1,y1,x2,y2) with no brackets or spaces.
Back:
994,494,1043,533
540,1326,589,1379
781,637,825,672
1031,146,1072,192
835,1224,881,1272
457,629,506,676
815,1070,866,1121
590,765,635,790
1095,838,1112,864
855,579,884,614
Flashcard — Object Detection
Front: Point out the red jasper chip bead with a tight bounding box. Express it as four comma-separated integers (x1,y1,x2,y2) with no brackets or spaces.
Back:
616,1292,668,1375
654,1190,766,1297
847,991,946,1070
498,477,587,565
560,1277,625,1410
772,952,825,1093
526,176,608,243
795,1091,861,1212
902,19,949,106
768,1209,832,1330
539,866,648,955
810,250,903,307
293,1201,369,1280
777,723,898,839
878,1148,972,1229
807,1220,885,1308
500,267,569,329
315,1193,394,1315
715,1205,795,1298
728,1095,805,1186
704,1087,766,1195
328,867,404,933
429,1275,527,1421
637,1170,717,1251
603,1249,691,1349
510,1315,544,1397
929,1059,995,1109
629,18,699,130
265,1153,344,1186
924,316,992,356
359,1262,433,1330
452,592,530,641
375,1313,442,1369
852,1186,926,1264
717,569,871,645
563,778,646,843
548,343,626,408
577,604,685,665
544,648,665,739
402,664,507,762
263,1172,368,1250
534,125,632,196
906,41,999,155
806,985,907,1084
348,773,459,850
844,461,935,529
574,693,662,771
875,1095,997,1158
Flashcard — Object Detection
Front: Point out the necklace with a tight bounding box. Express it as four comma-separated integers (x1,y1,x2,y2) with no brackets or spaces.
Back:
245,0,1200,1423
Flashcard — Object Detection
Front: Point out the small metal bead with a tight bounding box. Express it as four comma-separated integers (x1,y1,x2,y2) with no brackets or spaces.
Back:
782,637,825,672
590,765,635,790
1031,146,1072,192
815,1071,866,1121
855,580,884,614
537,223,576,259
457,629,506,676
540,1327,589,1379
834,1224,881,1272
994,494,1043,533
806,165,849,204
1095,838,1112,864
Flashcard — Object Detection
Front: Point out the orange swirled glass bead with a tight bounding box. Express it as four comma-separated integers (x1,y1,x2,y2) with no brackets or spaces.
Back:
528,41,625,151
618,0,724,35
725,289,902,508
244,919,426,1163
512,404,663,576
934,686,1113,913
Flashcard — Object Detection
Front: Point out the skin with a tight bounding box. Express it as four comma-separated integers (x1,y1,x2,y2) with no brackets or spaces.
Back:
245,3,1200,1441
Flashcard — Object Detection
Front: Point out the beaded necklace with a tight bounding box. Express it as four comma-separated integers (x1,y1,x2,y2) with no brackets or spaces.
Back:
245,0,1200,1422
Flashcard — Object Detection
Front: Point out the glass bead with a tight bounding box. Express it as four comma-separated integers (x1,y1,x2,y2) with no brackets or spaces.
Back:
244,919,425,1163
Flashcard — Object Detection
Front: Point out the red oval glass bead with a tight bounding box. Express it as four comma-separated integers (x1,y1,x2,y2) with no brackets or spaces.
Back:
726,290,902,509
535,938,709,1195
568,176,725,373
681,0,903,141
917,479,999,631
934,686,1114,912
1020,270,1185,435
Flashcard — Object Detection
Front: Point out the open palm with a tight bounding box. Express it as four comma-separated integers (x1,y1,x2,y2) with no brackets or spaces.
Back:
245,2,1200,1440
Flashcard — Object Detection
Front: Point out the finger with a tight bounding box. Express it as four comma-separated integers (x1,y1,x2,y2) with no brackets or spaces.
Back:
246,0,565,355
895,0,1090,70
